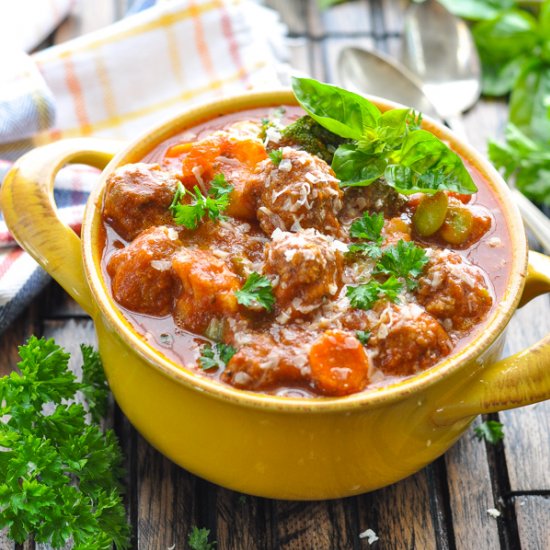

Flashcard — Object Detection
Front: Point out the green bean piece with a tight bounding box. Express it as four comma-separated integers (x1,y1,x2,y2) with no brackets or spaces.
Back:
412,191,449,237
440,205,474,245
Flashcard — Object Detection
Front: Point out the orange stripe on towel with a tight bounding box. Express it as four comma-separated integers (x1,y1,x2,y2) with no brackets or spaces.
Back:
190,0,217,85
63,55,92,135
220,0,248,84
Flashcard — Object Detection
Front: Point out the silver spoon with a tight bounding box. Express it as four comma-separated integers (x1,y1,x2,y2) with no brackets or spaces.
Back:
400,0,480,140
400,0,550,253
338,47,440,119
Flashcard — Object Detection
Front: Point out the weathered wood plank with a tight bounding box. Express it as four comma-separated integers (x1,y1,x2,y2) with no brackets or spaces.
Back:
265,0,308,35
445,418,501,550
320,0,372,34
500,294,550,493
514,495,550,550
40,282,88,319
274,499,358,550
214,490,273,550
135,437,197,549
356,465,449,550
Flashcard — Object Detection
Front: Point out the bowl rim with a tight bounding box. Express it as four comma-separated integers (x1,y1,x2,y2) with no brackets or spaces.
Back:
82,88,528,413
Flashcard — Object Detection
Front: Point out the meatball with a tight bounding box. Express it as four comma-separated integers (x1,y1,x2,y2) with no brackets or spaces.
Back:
264,228,345,320
222,324,314,392
339,179,407,223
172,248,240,334
256,147,343,235
103,163,179,241
416,250,493,332
107,226,181,316
369,303,452,376
222,333,305,391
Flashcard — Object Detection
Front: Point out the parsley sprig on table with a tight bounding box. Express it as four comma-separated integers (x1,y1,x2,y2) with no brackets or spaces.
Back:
170,173,234,229
235,272,275,312
474,420,504,444
199,343,237,371
0,337,129,549
188,526,217,550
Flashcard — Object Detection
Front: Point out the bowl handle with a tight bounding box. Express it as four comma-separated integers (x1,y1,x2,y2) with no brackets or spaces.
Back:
433,251,550,425
1,138,123,316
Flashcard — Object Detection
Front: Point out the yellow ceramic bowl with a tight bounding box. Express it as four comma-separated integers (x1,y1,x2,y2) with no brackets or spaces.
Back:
2,91,550,500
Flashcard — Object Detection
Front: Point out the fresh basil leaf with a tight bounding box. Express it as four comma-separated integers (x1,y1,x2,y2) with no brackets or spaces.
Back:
291,77,380,140
509,58,550,142
438,0,515,21
385,130,477,195
473,10,539,64
377,108,411,145
332,143,387,187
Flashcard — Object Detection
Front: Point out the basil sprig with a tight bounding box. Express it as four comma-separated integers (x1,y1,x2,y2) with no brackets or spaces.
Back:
291,77,477,195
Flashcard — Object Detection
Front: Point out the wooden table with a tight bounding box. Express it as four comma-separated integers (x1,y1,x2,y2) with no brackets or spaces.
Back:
1,1,549,548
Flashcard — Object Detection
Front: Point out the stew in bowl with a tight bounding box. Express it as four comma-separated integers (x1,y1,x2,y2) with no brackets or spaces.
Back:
99,78,512,398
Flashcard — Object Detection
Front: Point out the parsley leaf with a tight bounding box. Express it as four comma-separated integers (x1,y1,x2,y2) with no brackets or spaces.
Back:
374,240,429,290
188,526,217,550
235,272,275,312
199,343,236,371
355,330,371,345
269,149,283,166
170,174,234,229
346,276,403,310
0,337,130,549
347,241,384,259
350,212,384,242
474,420,504,444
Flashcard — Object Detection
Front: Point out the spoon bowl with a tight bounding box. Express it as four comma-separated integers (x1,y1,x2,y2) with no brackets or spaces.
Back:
400,0,481,123
338,46,440,119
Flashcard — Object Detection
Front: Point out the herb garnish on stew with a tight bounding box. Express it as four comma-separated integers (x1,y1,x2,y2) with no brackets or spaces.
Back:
292,77,478,195
170,173,234,229
235,272,275,312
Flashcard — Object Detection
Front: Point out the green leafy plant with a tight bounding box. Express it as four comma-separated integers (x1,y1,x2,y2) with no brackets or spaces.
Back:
199,343,237,371
443,0,550,204
292,77,477,195
347,275,403,311
235,272,275,312
188,526,217,550
170,174,234,229
474,419,505,444
0,337,130,549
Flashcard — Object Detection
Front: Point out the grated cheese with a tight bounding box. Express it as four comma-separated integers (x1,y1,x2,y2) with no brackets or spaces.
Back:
359,528,379,544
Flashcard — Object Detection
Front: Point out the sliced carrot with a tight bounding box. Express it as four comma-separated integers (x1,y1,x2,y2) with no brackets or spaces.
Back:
309,330,369,396
164,142,194,157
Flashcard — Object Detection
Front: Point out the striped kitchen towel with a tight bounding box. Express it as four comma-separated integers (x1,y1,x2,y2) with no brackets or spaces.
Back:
0,0,288,333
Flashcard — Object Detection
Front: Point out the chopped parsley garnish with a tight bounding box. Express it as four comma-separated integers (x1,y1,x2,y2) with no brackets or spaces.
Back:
474,420,504,445
350,212,384,242
188,526,217,550
170,174,233,229
348,212,385,259
199,343,236,371
374,240,429,290
355,330,371,345
0,337,130,548
346,276,403,311
269,149,283,166
235,272,275,312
